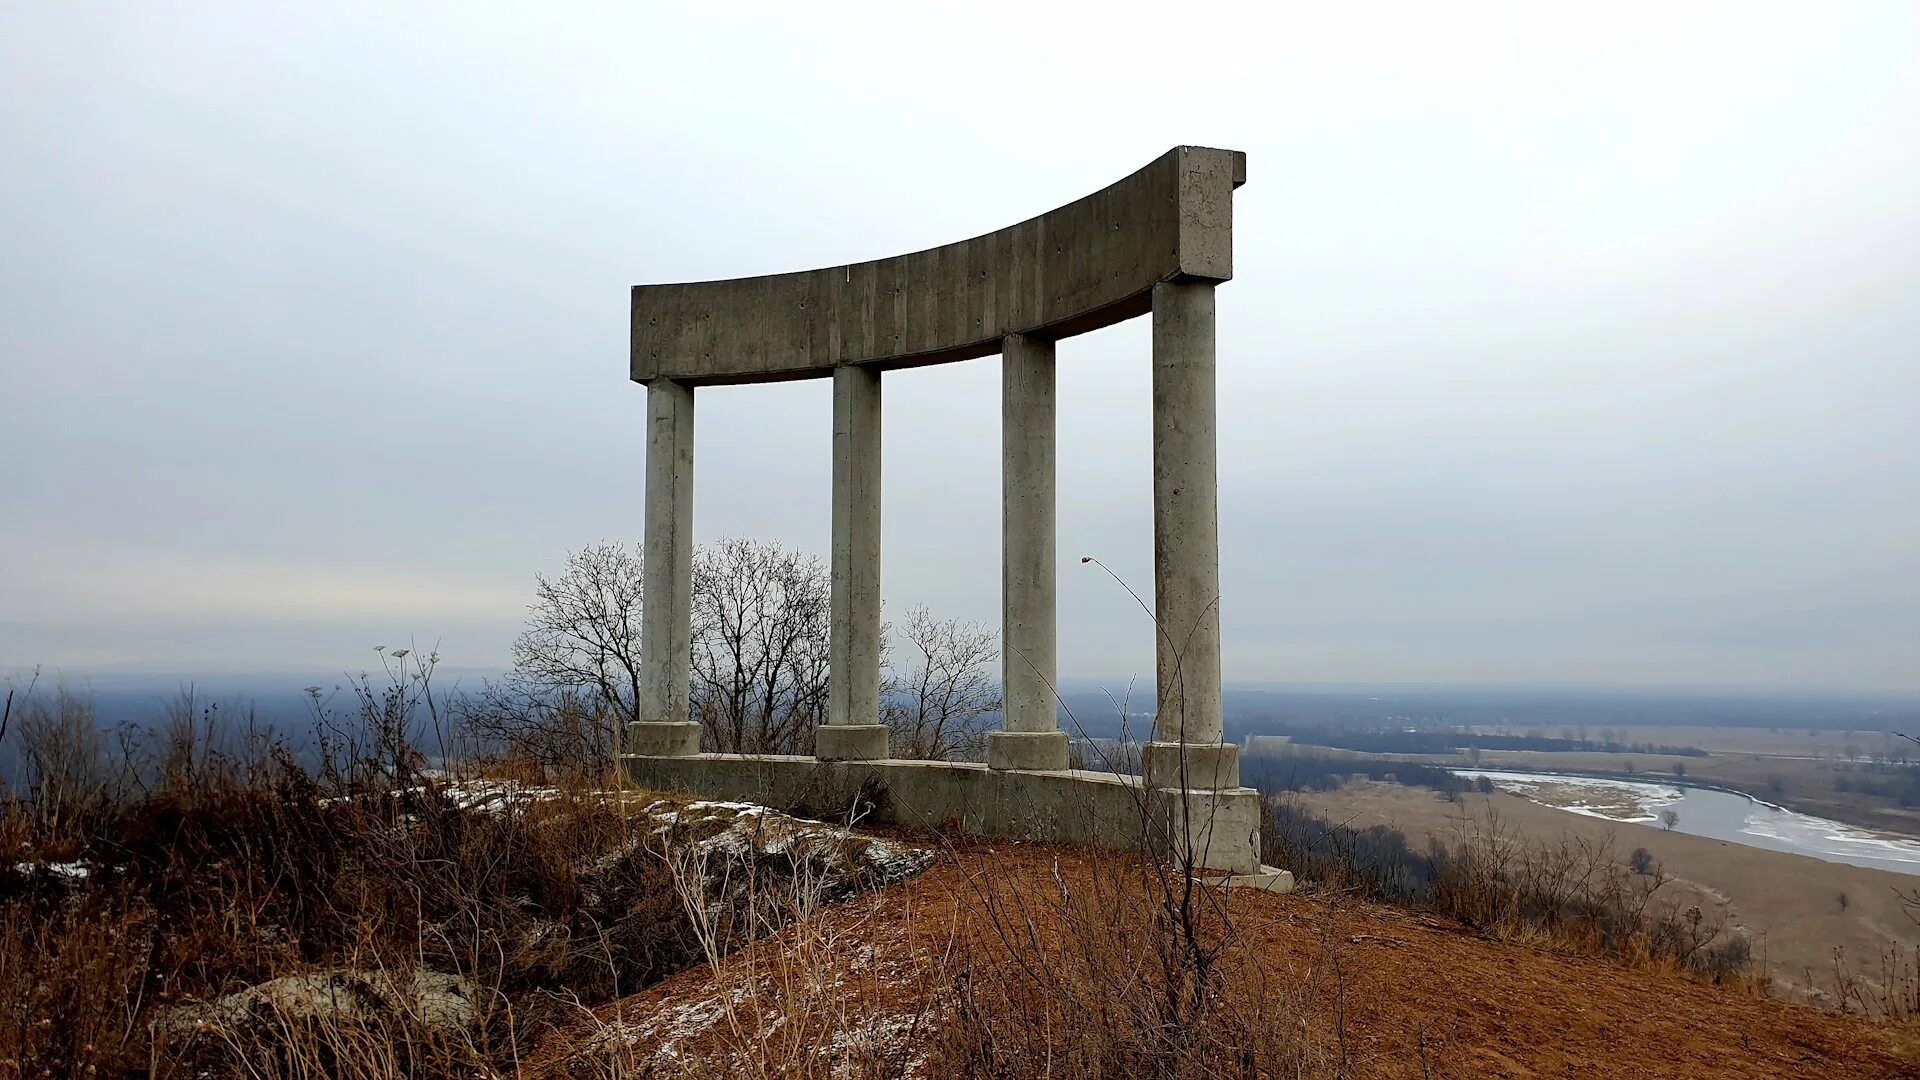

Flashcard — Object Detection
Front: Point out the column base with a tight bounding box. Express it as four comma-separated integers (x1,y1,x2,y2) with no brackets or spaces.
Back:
1150,784,1260,873
814,724,889,761
1142,741,1239,789
626,721,701,758
987,730,1069,771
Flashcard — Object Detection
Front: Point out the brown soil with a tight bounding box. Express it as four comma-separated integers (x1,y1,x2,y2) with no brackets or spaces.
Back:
532,839,1920,1079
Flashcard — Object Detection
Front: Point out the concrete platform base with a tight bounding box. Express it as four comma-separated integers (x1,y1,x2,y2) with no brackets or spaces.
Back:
813,724,890,761
625,721,700,758
986,730,1070,771
1142,741,1240,789
1208,865,1296,893
623,752,1280,875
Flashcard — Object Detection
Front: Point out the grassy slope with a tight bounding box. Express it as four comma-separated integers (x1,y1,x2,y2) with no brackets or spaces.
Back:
541,840,1920,1079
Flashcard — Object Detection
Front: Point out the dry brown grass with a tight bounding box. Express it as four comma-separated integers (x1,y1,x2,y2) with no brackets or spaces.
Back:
1263,797,1764,990
926,851,1338,1078
548,840,1344,1080
0,660,734,1079
567,838,1920,1080
596,845,940,1078
0,766,703,1077
0,667,927,1080
0,663,1872,1079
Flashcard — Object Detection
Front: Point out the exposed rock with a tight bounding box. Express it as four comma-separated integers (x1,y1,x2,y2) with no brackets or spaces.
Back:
166,968,481,1036
632,799,936,898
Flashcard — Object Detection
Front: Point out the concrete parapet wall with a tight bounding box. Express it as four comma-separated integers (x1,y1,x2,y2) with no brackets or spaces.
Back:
622,752,1264,874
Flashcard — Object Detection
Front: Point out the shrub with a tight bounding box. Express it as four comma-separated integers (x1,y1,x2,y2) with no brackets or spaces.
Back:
0,663,775,1077
1261,799,1753,984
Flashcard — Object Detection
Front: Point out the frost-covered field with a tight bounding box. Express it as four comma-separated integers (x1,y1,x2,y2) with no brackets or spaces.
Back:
1452,770,1684,823
1453,768,1920,874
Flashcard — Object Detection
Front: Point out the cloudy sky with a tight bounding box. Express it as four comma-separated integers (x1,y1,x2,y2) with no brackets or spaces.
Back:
2,3,1915,691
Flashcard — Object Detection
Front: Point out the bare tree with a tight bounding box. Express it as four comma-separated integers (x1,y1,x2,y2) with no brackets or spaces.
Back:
18,683,107,828
475,537,997,768
512,542,646,722
1630,847,1656,875
883,606,1001,761
466,542,644,770
471,537,839,767
690,538,832,755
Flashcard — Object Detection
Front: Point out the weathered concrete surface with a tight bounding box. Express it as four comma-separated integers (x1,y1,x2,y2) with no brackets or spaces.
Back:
985,730,1070,771
990,332,1068,772
1142,741,1240,790
623,753,1271,875
631,147,1246,385
824,364,886,757
632,377,697,755
814,724,890,762
626,720,699,758
1149,279,1231,790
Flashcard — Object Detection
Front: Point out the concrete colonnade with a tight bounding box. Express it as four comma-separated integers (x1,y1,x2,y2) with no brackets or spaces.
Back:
620,146,1267,876
626,286,1236,797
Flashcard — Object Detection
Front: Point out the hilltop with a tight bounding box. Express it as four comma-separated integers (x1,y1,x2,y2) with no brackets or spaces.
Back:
7,739,1917,1078
533,835,1917,1079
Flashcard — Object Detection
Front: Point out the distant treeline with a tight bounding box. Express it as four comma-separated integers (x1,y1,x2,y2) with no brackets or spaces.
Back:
1833,761,1920,807
1239,754,1494,799
1219,687,1919,733
1262,802,1439,903
1257,723,1707,758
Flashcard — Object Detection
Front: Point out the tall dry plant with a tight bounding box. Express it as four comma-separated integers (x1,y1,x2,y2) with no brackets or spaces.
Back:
918,555,1324,1077
15,678,110,841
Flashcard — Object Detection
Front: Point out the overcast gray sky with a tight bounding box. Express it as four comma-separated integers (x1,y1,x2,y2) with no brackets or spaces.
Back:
2,3,1915,691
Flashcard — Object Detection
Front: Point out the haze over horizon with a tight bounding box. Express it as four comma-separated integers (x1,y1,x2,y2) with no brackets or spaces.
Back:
4,4,1916,694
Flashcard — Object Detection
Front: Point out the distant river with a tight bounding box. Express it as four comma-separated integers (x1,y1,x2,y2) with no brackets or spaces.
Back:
1449,769,1920,877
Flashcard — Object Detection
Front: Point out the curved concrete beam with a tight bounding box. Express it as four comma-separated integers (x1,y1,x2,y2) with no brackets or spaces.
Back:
631,146,1245,385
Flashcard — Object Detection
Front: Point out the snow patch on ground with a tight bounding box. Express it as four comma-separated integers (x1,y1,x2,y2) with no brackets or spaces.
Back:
12,860,90,879
443,778,562,812
634,799,937,887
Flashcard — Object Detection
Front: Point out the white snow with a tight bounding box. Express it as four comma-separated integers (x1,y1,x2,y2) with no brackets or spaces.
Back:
13,860,90,879
1451,769,1684,823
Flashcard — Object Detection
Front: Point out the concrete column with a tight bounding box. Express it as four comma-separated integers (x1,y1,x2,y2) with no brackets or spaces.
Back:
988,334,1070,771
817,363,890,761
627,377,700,758
1142,281,1237,790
